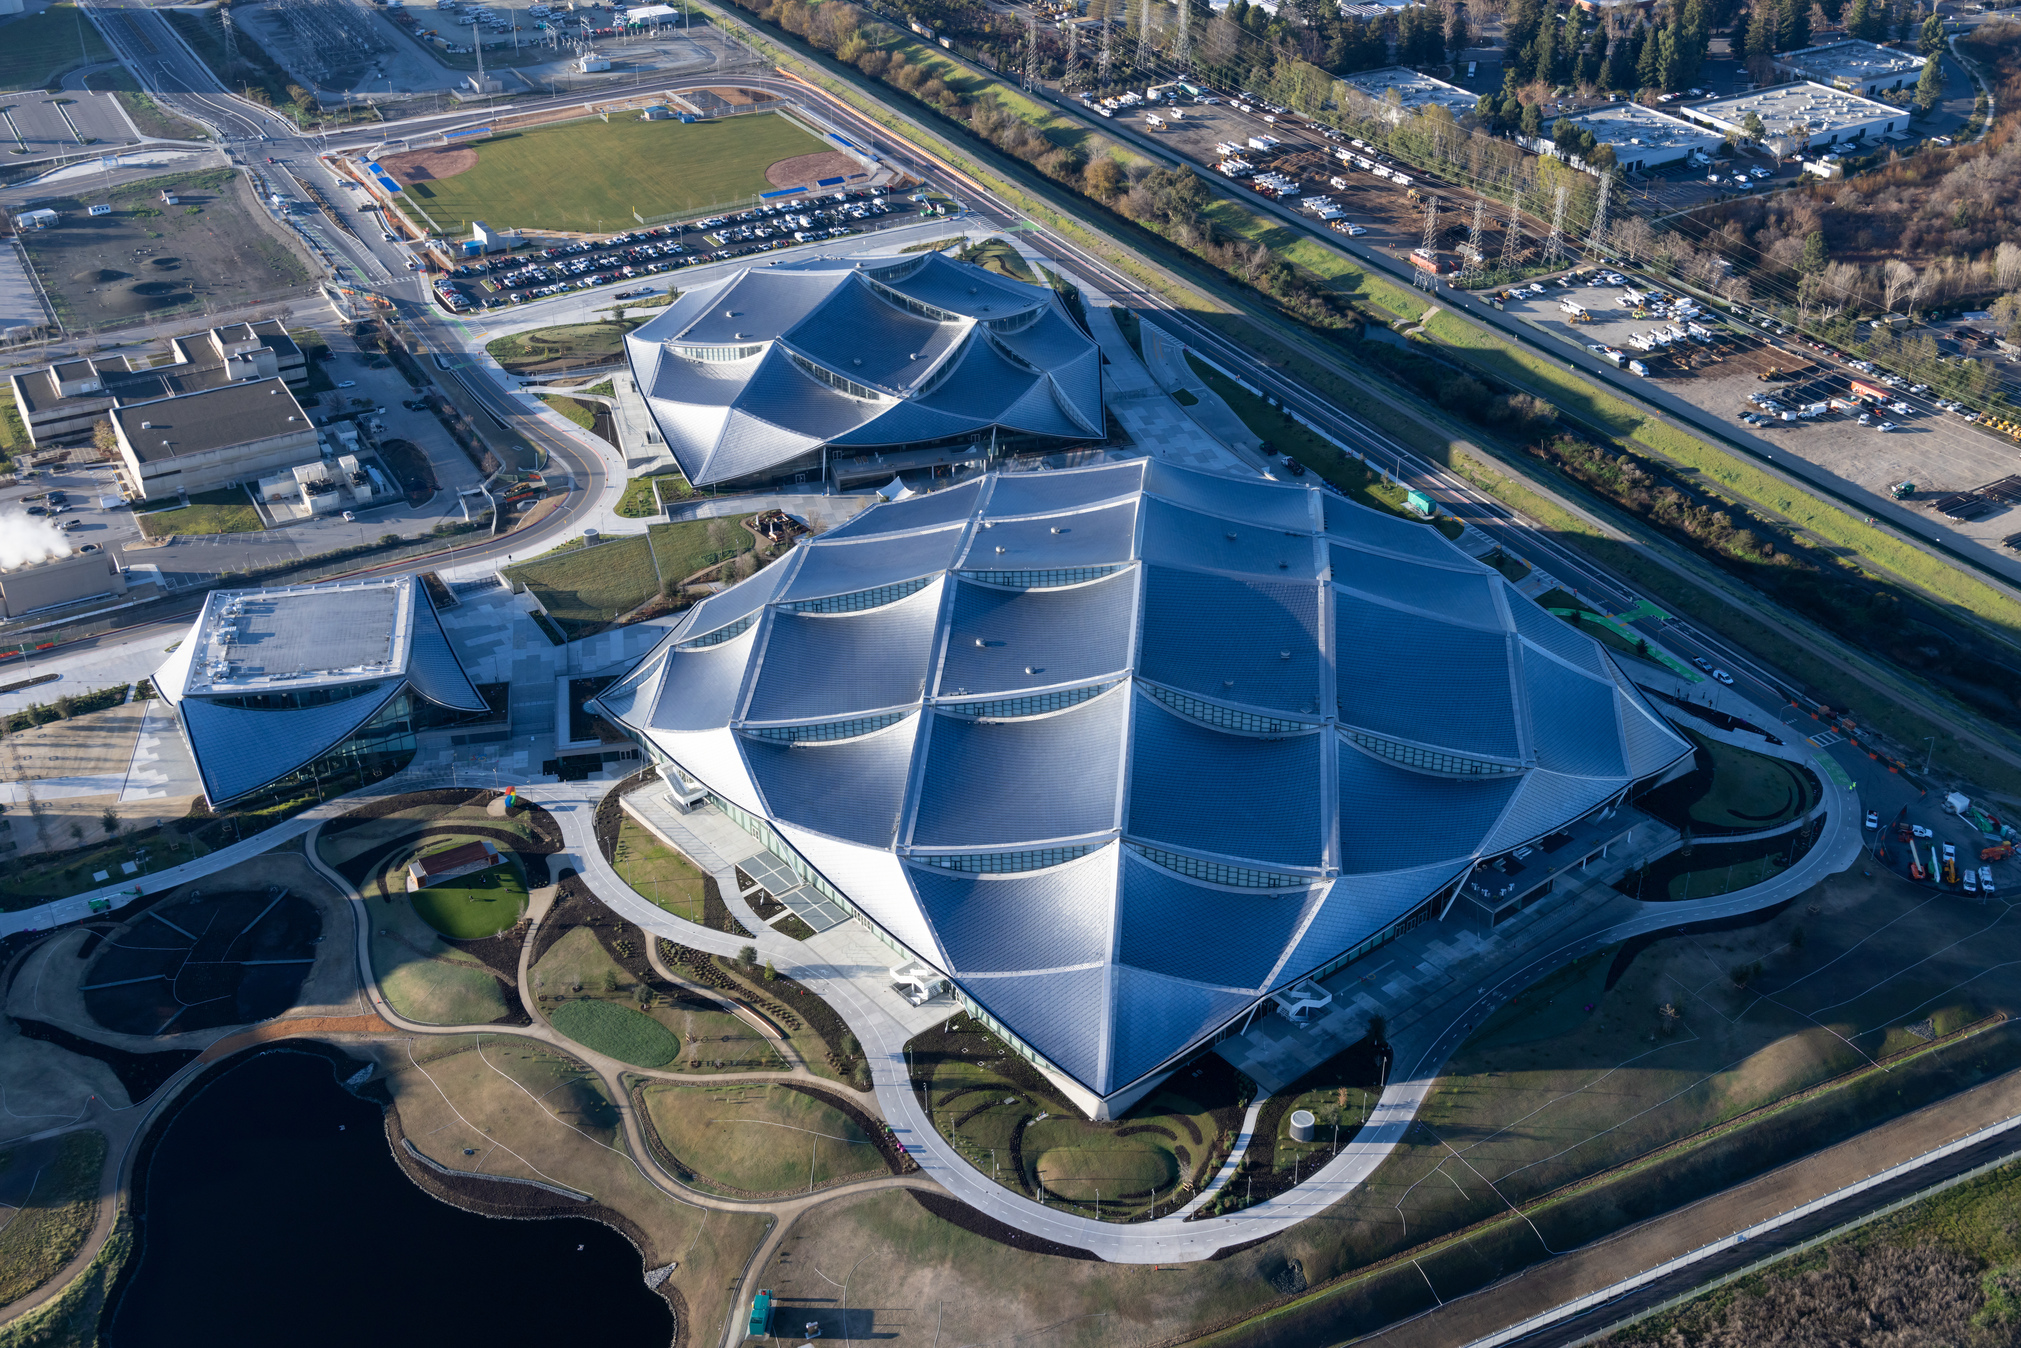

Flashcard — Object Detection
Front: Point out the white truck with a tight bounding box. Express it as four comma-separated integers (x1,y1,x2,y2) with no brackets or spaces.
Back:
1629,360,1651,377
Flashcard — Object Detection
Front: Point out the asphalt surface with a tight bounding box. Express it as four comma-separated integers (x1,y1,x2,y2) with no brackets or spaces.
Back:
1505,1121,2021,1348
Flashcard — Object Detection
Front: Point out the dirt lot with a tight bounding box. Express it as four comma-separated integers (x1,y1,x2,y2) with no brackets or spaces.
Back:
1484,279,2021,579
18,167,315,332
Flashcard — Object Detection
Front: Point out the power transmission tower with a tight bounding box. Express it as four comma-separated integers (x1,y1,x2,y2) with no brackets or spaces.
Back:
1499,200,1524,272
220,6,241,77
1135,0,1154,73
1025,10,1041,89
1174,0,1191,70
1064,19,1081,91
1586,171,1612,253
1099,16,1113,88
1543,180,1568,267
1416,194,1441,291
1460,198,1487,286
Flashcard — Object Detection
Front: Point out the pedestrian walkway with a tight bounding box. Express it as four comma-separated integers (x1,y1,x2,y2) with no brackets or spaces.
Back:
1138,319,1272,474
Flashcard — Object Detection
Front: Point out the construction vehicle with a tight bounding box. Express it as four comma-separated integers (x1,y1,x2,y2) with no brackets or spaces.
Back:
1984,841,2015,862
1405,187,1423,205
1909,839,1927,881
1757,365,1784,381
748,1290,773,1338
1889,480,1916,499
1942,842,1959,885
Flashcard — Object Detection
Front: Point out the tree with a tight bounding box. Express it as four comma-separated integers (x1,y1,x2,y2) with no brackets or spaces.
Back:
1521,99,1543,138
1845,0,1882,41
1913,53,1944,112
738,943,757,967
92,417,118,460
1800,230,1828,275
1743,109,1767,140
1605,30,1636,89
101,808,119,837
1918,10,1944,54
1779,0,1809,53
763,959,777,981
1445,5,1471,59
1635,20,1664,88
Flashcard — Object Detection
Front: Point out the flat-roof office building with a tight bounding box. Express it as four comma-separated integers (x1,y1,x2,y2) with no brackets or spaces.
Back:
1680,81,1910,150
1556,102,1724,170
110,379,319,503
1775,40,1926,97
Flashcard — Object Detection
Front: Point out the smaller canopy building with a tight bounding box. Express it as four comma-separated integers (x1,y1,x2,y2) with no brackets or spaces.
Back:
155,575,487,807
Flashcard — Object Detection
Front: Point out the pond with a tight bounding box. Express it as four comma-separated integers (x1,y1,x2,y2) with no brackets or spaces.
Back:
111,1049,673,1348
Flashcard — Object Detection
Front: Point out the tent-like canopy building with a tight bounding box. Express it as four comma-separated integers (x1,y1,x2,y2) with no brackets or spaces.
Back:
624,251,1103,491
595,461,1693,1114
155,575,486,807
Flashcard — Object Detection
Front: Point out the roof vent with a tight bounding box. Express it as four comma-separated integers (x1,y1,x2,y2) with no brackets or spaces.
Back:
909,353,918,360
1225,532,1238,541
1024,666,1037,675
1279,650,1292,661
853,359,862,366
969,287,977,294
1223,680,1235,690
270,387,280,394
994,546,1006,554
974,637,987,647
140,421,151,429
1050,526,1066,534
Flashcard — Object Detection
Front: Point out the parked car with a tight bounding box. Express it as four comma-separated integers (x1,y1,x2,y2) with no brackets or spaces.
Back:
337,380,356,389
1712,669,1735,685
1911,824,1934,839
1693,656,1714,673
1864,810,1880,830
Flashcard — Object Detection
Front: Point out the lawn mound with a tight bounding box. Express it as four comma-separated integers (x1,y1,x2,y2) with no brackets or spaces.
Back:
1032,1144,1175,1202
549,998,680,1068
407,845,529,939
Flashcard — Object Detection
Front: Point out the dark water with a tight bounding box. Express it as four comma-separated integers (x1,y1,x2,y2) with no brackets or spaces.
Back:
111,1050,674,1348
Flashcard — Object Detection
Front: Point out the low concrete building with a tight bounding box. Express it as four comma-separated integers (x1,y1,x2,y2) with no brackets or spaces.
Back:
1337,67,1481,123
1555,102,1724,171
0,548,126,619
1680,81,1911,151
1775,39,1927,97
9,321,310,450
111,379,319,503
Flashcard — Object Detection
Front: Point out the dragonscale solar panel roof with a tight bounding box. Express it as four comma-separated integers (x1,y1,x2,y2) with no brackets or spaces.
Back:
626,252,1103,487
596,462,1694,1104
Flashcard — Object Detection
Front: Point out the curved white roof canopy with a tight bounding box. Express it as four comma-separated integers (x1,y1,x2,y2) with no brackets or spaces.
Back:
596,461,1693,1103
157,575,486,805
625,252,1104,487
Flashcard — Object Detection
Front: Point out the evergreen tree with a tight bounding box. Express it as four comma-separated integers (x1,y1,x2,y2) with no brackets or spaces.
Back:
1635,20,1663,86
1577,38,1603,87
1913,52,1945,111
1530,10,1558,88
1779,0,1810,53
1746,0,1781,63
1521,99,1543,137
1918,11,1944,55
1505,0,1544,74
1445,5,1471,59
1799,230,1828,275
1655,24,1682,90
1845,0,1881,42
1605,31,1636,89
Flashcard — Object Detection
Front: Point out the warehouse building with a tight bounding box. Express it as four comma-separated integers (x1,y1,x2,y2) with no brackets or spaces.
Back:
9,320,309,448
592,460,1695,1117
626,251,1104,492
1337,66,1482,122
110,379,320,503
1775,40,1927,97
1680,81,1910,150
0,547,126,619
153,575,487,807
1554,101,1724,170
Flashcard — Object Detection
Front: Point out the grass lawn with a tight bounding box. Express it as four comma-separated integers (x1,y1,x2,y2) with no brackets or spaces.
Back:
909,1012,1246,1221
504,533,660,639
134,488,263,538
486,319,639,376
615,471,690,519
641,1082,880,1194
0,1130,105,1309
536,394,597,430
548,998,681,1068
0,4,112,89
0,386,26,464
1639,728,1819,834
408,853,528,939
959,237,1036,284
392,113,832,236
646,516,757,586
612,817,708,922
381,1037,769,1341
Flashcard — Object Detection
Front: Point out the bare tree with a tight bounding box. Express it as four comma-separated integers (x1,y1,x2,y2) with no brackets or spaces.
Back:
1882,258,1919,312
1995,240,2021,292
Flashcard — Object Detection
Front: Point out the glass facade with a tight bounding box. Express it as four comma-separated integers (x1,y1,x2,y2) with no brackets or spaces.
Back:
780,577,933,615
939,682,1113,720
1345,730,1521,776
917,845,1100,873
1126,843,1313,890
957,565,1120,590
743,711,910,743
220,691,417,810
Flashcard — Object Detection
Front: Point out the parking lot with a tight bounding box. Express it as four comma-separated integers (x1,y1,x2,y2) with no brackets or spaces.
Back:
429,187,903,312
0,92,138,161
1482,270,2021,579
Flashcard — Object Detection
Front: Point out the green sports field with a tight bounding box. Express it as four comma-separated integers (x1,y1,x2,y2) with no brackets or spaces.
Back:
388,113,836,235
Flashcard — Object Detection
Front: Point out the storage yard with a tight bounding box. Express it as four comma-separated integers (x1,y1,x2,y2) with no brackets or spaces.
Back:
1483,273,2021,572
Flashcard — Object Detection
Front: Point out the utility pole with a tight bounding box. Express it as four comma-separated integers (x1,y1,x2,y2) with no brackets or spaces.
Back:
1543,179,1568,267
1174,0,1191,70
220,6,240,78
1099,19,1113,90
1135,0,1154,73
